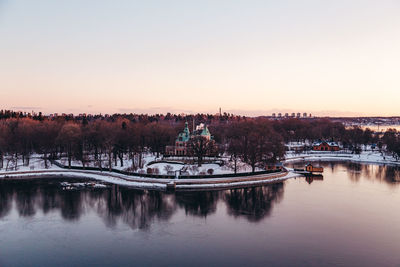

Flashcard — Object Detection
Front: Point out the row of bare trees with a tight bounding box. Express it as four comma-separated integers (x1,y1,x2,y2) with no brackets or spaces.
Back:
0,115,395,172
0,118,178,170
381,129,400,160
223,121,285,172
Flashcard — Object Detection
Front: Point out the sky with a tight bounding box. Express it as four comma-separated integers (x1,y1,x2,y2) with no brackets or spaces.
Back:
1,0,400,117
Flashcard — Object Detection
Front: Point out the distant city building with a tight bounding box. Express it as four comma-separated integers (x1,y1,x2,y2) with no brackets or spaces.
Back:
303,113,307,118
278,113,282,118
296,113,301,118
272,113,276,118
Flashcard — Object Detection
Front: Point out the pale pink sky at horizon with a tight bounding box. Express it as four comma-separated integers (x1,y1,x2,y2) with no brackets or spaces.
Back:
1,1,400,117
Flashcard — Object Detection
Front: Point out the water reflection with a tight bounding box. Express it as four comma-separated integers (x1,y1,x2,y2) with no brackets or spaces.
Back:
304,176,324,184
0,182,12,218
290,161,400,185
1,163,398,231
94,186,176,229
343,162,400,184
223,183,284,222
0,179,285,228
175,191,219,217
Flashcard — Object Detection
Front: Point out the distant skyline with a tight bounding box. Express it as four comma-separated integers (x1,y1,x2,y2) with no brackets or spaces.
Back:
5,106,369,117
1,1,400,117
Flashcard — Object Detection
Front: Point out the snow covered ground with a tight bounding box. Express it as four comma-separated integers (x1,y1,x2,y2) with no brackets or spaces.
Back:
51,154,263,175
0,152,262,178
147,161,260,175
0,170,168,190
2,149,399,178
0,155,62,173
175,172,300,190
1,147,399,190
285,150,400,166
0,166,296,191
0,153,288,190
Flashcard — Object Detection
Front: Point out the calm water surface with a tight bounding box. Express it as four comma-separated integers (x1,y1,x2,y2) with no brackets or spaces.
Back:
0,162,399,267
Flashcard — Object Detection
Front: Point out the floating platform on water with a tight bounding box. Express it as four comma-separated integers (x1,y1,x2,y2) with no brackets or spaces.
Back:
294,163,324,176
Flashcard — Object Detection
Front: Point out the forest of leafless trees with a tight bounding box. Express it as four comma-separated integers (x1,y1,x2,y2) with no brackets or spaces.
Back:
0,110,399,172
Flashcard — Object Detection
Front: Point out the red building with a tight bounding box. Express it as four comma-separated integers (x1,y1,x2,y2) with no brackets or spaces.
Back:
312,141,340,151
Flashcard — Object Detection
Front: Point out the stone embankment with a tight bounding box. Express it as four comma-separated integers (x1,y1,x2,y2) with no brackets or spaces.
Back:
0,168,297,191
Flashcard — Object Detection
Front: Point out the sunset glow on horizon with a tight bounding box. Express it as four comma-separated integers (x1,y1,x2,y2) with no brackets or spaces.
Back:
1,0,400,117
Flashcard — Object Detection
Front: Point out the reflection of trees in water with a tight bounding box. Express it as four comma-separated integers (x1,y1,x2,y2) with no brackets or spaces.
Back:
0,179,176,230
324,162,339,173
0,179,86,220
0,181,12,218
15,186,39,217
223,183,285,222
174,184,286,221
318,161,400,185
175,191,219,217
93,186,176,229
346,162,363,182
330,162,338,173
374,165,400,184
0,179,288,228
343,162,400,185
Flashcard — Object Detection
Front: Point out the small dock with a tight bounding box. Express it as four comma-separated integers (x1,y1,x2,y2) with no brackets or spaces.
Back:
294,163,324,176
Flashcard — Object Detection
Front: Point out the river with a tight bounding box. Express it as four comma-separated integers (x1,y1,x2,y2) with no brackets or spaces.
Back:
0,162,399,266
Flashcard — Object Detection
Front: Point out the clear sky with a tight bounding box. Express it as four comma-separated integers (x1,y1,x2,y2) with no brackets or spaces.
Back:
1,0,399,116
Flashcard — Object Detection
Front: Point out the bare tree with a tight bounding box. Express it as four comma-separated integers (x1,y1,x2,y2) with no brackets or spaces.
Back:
188,136,216,167
57,123,81,168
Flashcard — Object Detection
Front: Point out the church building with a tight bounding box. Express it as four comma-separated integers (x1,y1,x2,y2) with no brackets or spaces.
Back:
165,122,213,156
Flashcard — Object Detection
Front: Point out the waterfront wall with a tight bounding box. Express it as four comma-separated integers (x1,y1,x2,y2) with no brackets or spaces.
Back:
51,160,282,179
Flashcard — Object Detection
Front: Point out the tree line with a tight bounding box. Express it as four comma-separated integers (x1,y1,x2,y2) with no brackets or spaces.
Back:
0,113,399,172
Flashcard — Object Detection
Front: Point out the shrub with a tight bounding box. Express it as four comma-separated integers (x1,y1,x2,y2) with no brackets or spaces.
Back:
189,165,199,175
164,165,173,173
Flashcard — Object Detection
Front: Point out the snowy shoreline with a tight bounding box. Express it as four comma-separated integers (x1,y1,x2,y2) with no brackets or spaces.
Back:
284,151,400,166
2,150,399,190
0,168,299,191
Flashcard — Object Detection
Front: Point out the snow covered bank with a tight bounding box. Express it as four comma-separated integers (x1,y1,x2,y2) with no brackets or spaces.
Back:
0,153,265,177
0,170,168,190
0,169,298,191
284,151,400,166
175,172,301,190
